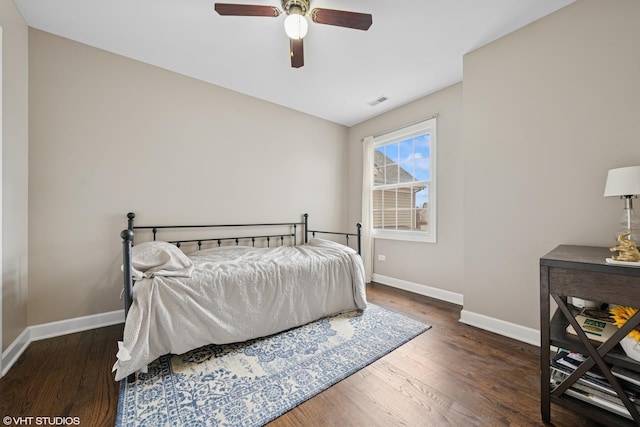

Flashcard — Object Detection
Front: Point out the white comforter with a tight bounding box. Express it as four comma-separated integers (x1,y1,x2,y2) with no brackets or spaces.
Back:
113,238,367,380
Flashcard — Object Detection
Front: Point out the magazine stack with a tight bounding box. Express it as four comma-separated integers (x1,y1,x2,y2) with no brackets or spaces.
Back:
551,349,640,420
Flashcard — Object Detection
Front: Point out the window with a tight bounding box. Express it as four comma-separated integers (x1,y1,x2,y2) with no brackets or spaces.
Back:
371,118,436,242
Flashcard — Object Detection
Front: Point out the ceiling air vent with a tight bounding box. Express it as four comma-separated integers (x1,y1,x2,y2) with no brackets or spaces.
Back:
367,95,389,107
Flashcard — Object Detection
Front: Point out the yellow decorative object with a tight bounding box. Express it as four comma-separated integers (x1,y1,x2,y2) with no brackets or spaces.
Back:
610,305,640,341
610,230,640,262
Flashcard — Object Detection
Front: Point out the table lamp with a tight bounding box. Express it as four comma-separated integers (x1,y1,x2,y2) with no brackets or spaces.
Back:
604,166,640,262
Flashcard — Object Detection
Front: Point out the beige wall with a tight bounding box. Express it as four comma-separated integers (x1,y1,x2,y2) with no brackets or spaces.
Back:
348,83,464,298
462,0,640,331
1,0,29,352
28,29,349,325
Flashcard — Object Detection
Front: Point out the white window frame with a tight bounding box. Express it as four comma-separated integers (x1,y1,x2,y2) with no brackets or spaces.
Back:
372,118,436,243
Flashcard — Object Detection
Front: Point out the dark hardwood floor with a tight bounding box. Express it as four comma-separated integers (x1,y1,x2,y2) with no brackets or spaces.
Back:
0,283,610,426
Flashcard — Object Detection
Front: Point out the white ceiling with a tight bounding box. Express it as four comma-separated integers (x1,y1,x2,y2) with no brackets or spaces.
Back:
15,0,574,126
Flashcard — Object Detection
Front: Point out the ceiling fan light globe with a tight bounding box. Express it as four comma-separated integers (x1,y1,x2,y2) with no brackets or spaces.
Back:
284,14,308,39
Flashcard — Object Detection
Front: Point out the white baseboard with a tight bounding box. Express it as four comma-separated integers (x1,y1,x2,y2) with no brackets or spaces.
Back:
1,327,30,377
2,309,124,377
29,309,124,341
372,274,540,346
372,273,464,305
459,309,540,346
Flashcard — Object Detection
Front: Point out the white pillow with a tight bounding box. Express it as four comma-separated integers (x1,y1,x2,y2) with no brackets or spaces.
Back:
307,237,356,254
131,241,194,280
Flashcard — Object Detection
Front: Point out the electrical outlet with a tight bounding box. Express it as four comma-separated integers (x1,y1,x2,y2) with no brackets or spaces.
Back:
378,254,386,261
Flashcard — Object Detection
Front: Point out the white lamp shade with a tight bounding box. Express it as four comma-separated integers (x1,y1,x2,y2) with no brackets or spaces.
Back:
284,14,308,39
604,166,640,197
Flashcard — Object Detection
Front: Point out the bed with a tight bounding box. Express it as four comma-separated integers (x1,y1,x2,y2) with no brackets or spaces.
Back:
113,213,367,381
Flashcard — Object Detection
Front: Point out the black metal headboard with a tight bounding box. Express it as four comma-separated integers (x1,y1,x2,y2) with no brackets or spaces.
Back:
125,212,305,248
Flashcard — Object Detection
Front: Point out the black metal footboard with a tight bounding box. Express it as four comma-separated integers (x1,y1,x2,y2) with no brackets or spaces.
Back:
120,212,362,320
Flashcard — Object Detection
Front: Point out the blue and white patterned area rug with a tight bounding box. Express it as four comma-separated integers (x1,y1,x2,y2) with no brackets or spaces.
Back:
116,303,430,427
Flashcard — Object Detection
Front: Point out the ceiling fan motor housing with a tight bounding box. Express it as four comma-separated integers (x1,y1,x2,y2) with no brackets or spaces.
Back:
282,0,310,16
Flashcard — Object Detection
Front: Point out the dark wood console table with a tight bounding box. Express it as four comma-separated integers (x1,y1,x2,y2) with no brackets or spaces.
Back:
540,245,640,426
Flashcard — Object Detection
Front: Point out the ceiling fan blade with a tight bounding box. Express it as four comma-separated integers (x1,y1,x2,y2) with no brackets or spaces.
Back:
290,38,304,68
311,8,372,31
214,3,280,17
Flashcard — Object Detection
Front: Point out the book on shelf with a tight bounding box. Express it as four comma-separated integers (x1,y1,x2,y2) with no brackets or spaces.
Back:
612,365,640,388
551,350,606,380
566,307,618,343
564,387,634,420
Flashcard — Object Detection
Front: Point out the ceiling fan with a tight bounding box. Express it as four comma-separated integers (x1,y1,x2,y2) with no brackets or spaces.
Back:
214,0,372,68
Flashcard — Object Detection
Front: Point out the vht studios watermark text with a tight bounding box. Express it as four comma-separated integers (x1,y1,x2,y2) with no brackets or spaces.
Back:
2,417,80,426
